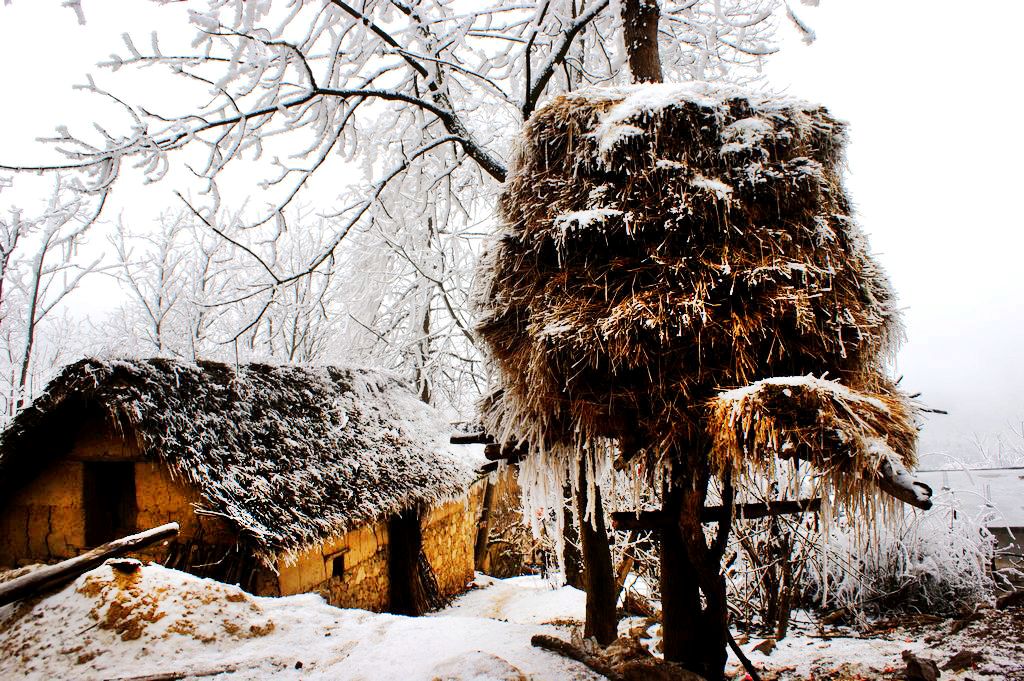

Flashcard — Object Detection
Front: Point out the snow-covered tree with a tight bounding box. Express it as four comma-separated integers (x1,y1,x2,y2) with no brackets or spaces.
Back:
1,0,806,411
0,175,102,416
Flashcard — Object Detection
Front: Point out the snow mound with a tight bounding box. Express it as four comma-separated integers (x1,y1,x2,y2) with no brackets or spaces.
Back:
0,562,602,681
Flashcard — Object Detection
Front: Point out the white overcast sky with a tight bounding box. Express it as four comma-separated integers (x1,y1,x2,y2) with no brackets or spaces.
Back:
0,1,1021,461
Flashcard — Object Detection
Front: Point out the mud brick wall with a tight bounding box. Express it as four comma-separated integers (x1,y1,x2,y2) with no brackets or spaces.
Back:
0,459,85,564
0,422,235,568
276,522,390,611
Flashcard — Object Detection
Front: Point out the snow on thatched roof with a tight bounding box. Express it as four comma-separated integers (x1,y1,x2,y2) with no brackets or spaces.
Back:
0,358,477,562
477,82,918,507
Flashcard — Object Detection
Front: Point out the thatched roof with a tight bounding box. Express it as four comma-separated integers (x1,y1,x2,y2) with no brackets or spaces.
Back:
0,358,477,562
477,82,922,508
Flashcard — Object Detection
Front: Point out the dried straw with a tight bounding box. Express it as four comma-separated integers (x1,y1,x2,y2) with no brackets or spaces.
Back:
477,82,915,506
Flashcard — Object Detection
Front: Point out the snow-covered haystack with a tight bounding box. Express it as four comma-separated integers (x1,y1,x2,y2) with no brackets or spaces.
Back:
0,358,475,564
708,376,920,511
477,82,916,505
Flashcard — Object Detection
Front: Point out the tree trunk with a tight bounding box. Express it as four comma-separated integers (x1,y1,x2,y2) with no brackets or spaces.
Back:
660,484,703,664
576,460,617,645
660,445,731,680
621,0,663,83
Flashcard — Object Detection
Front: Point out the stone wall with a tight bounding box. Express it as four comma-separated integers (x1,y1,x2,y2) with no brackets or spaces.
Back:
422,478,488,599
274,480,487,612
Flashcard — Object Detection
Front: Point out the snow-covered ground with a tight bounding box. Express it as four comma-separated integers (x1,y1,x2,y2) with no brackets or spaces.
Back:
0,562,600,681
2,560,1022,680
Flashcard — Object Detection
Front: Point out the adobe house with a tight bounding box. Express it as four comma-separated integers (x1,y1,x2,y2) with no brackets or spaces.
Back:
0,358,486,614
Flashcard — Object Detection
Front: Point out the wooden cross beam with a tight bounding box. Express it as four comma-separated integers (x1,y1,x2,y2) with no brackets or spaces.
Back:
611,498,823,531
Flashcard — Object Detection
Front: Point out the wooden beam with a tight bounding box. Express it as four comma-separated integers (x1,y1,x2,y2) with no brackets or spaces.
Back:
0,523,179,607
450,432,492,445
483,442,525,463
612,510,666,531
876,457,933,510
707,498,822,522
610,498,823,531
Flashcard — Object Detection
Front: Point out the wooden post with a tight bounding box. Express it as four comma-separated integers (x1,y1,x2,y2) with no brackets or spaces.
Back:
473,475,497,572
611,498,823,530
660,483,701,664
659,446,734,680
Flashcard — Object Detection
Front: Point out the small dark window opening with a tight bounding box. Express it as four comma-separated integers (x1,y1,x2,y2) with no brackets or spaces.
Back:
84,462,137,546
331,554,345,578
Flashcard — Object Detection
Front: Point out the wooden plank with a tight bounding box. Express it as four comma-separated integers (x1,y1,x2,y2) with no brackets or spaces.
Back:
450,432,491,445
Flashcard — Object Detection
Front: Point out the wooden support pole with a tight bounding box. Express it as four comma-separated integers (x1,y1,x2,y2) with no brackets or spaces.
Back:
473,476,497,572
0,522,180,607
577,460,618,645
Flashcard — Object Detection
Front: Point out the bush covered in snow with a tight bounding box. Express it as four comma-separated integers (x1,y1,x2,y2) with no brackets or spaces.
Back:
801,498,995,621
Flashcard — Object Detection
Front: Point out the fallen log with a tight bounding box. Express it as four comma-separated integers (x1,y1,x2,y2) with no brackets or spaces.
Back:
0,522,179,607
531,634,623,681
111,665,238,681
611,499,823,531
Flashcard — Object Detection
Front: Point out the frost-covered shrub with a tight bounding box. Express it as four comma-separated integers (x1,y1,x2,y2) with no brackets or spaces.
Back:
801,498,994,620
